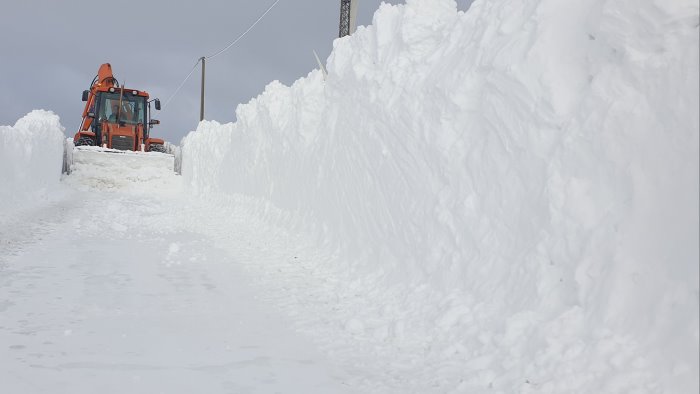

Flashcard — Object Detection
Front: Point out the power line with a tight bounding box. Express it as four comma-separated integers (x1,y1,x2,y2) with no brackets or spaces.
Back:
161,0,281,110
206,0,281,60
162,59,201,109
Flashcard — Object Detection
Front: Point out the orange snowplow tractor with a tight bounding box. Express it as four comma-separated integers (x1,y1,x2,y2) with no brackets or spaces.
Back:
74,63,164,151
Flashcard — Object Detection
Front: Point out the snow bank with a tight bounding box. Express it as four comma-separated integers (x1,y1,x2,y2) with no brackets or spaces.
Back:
182,0,699,391
0,110,65,213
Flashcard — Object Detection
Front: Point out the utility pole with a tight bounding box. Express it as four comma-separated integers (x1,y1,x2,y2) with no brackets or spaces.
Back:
200,56,206,121
339,0,359,37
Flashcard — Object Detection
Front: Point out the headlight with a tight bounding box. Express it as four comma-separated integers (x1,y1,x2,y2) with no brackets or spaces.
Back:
109,87,115,92
132,90,138,95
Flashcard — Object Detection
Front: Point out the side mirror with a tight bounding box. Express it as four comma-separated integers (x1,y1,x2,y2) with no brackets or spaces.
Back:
149,119,160,126
154,99,161,111
82,90,90,101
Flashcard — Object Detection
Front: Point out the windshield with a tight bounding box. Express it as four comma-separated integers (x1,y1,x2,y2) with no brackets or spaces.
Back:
97,92,146,125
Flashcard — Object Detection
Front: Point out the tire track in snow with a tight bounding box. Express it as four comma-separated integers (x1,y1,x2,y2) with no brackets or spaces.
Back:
1,165,354,394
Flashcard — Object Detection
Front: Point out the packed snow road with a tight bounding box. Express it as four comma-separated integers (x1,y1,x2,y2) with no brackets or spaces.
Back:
0,154,352,394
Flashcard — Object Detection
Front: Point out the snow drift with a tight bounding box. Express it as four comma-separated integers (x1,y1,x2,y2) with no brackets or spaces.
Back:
0,110,65,213
182,0,699,391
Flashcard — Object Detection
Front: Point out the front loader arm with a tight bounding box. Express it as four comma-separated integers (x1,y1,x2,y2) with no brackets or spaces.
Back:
79,63,118,132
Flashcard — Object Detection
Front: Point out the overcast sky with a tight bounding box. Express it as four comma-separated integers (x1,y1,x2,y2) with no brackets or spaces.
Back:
1,0,472,143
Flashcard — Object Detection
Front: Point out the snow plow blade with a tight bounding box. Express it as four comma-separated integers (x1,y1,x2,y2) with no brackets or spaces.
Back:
64,145,176,190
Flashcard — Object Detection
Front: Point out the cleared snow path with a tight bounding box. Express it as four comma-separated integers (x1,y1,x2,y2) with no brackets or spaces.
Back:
0,160,352,394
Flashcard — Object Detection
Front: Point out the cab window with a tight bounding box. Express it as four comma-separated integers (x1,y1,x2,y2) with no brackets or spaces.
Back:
98,92,146,125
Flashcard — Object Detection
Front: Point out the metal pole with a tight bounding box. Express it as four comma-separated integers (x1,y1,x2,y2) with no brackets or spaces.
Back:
350,0,358,35
339,0,351,37
339,0,358,37
200,57,206,121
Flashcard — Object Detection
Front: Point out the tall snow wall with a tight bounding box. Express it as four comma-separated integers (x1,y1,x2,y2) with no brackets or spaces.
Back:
182,0,699,391
0,110,65,212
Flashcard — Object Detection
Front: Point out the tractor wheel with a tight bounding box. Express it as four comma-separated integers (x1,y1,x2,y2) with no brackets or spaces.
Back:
149,143,166,153
76,136,95,146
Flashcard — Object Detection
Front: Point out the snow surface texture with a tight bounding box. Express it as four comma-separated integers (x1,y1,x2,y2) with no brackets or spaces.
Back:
0,110,65,214
182,0,700,392
1,160,354,393
64,146,177,194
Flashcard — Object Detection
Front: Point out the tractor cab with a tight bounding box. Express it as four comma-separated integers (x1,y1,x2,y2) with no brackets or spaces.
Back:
86,89,153,151
96,92,146,125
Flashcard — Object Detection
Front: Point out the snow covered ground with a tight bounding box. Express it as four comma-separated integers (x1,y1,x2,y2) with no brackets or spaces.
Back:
1,167,353,393
1,0,699,393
